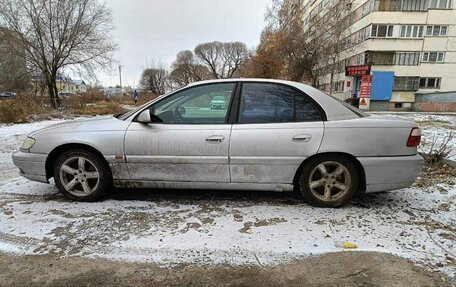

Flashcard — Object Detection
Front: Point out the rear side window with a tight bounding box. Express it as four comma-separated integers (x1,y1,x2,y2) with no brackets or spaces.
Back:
238,83,323,124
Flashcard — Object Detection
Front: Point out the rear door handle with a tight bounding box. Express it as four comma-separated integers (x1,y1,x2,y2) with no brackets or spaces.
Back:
206,135,225,143
293,134,312,142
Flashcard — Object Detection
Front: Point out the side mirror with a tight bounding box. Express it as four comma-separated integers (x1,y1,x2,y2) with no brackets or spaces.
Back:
177,106,186,115
137,110,152,123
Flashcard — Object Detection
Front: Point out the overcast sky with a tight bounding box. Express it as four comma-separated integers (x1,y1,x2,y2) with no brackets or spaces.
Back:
97,0,272,87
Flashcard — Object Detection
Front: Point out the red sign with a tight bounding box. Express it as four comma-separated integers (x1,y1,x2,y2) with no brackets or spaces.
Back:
360,75,372,98
345,65,371,76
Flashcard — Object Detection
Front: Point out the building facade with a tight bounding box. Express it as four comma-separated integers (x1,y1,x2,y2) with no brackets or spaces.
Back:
31,75,87,95
303,0,456,111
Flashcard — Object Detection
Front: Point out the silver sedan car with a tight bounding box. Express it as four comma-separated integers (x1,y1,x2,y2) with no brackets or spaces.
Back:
12,79,423,207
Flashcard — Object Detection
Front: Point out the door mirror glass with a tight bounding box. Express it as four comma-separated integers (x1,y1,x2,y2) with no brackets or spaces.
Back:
137,109,152,123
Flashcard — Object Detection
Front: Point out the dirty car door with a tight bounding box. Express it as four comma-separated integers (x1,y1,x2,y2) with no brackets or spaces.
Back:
125,83,236,182
229,82,325,184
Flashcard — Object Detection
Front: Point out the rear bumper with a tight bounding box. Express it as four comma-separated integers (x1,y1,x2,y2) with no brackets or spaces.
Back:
12,151,48,183
358,155,423,193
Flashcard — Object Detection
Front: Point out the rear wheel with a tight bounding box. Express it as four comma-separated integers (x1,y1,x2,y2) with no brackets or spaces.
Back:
53,149,111,201
297,155,358,207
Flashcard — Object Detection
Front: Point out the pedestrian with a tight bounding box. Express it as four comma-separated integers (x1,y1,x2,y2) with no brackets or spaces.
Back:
134,89,139,104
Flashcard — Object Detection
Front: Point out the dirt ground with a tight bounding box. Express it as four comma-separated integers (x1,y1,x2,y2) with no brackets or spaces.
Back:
0,251,453,287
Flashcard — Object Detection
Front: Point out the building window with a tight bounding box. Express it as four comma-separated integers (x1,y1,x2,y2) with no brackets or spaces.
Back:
419,77,441,88
373,0,402,11
370,51,395,65
422,51,445,62
400,25,424,38
429,0,452,8
332,81,345,92
401,0,429,11
394,76,420,90
425,25,448,36
394,103,403,109
394,52,420,65
371,24,394,38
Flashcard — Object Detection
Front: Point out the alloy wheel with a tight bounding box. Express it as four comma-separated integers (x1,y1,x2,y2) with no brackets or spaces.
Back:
59,156,100,196
308,161,351,202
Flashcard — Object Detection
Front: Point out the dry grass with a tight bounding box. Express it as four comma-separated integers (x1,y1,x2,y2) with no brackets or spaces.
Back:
416,131,456,188
0,91,160,124
0,95,51,124
416,160,456,188
70,101,126,116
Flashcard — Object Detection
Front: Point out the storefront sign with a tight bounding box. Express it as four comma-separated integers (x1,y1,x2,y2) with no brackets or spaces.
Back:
345,65,371,76
359,75,372,110
360,75,372,98
359,98,370,110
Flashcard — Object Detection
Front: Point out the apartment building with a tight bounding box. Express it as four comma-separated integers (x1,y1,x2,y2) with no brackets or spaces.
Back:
303,0,456,111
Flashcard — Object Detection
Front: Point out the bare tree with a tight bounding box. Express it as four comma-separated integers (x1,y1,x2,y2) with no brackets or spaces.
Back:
0,0,117,107
139,64,168,95
261,0,352,88
169,50,210,87
194,41,248,79
243,29,284,79
264,0,316,82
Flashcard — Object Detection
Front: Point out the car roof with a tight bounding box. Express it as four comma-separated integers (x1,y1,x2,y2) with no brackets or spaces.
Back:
187,79,358,121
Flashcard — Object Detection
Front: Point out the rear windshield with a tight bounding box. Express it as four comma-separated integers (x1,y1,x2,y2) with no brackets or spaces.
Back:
324,93,369,118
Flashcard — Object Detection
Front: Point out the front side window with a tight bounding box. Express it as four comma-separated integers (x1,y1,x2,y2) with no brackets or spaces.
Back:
151,83,235,124
238,83,322,124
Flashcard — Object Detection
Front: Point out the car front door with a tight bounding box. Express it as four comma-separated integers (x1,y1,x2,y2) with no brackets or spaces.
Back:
229,82,325,184
125,82,237,182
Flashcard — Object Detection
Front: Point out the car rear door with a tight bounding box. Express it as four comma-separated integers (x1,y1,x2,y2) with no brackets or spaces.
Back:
229,82,325,184
125,82,237,182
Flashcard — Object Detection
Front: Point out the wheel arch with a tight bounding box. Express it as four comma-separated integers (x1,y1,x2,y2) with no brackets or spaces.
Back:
293,152,366,195
45,143,111,180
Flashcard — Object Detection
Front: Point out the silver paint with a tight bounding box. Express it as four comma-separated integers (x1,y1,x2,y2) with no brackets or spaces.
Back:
12,79,424,196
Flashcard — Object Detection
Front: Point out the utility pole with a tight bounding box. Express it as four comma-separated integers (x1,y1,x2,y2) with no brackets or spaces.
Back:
118,64,123,88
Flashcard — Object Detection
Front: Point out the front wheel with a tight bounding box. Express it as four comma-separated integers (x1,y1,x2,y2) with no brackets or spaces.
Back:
53,149,112,201
297,155,359,208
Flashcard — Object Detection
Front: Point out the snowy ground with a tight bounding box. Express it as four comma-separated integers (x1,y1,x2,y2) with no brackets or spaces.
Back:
0,113,455,277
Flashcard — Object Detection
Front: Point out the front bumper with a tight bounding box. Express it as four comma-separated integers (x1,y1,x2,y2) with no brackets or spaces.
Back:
12,151,48,183
358,155,424,193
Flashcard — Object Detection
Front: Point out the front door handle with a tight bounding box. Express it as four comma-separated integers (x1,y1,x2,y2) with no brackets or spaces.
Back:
293,134,312,142
206,135,225,143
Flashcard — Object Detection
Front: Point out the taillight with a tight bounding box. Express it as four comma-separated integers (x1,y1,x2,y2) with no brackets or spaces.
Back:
407,127,421,147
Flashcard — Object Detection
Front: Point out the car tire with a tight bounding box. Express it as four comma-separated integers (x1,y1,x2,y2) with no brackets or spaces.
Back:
53,149,112,202
297,155,359,208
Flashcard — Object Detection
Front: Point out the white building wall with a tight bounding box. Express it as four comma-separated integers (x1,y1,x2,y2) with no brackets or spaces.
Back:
302,0,456,104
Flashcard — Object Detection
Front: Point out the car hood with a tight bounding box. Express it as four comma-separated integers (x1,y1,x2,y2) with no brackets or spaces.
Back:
29,116,128,137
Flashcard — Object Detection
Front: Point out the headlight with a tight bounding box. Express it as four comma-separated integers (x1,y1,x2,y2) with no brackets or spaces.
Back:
20,137,36,151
